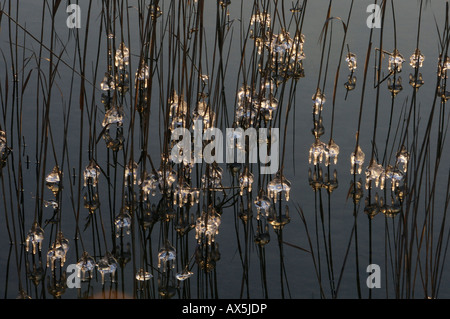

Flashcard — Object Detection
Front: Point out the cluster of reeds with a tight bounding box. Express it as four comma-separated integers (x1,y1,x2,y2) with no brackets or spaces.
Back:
0,0,448,300
298,0,450,299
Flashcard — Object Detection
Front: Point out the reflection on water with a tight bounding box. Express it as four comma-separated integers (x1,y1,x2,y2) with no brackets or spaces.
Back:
0,0,449,299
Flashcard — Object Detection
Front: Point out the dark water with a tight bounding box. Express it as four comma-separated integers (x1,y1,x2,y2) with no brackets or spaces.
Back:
0,0,449,299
